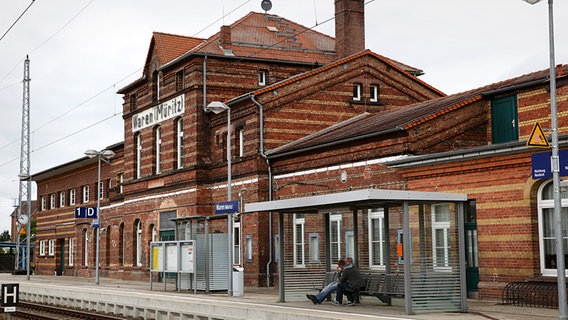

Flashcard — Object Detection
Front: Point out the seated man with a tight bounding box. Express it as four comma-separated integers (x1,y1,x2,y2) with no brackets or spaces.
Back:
306,259,345,304
334,257,365,306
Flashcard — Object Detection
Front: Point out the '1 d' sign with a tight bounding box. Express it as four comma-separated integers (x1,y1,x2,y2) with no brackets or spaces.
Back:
74,207,98,219
214,200,240,215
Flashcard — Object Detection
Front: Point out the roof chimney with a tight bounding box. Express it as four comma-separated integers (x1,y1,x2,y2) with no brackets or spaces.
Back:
221,25,232,45
335,0,365,59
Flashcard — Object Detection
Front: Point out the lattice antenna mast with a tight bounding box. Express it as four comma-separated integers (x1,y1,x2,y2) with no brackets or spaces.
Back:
15,56,31,273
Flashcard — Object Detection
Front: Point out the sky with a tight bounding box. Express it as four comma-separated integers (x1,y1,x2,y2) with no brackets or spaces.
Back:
0,0,567,235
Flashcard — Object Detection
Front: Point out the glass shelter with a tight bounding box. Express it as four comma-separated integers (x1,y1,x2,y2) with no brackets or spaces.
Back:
246,189,468,315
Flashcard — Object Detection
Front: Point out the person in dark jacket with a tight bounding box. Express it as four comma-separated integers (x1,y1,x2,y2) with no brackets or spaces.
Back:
306,259,345,304
333,257,365,306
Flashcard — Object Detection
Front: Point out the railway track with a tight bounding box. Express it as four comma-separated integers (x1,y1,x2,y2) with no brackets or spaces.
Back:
9,302,135,320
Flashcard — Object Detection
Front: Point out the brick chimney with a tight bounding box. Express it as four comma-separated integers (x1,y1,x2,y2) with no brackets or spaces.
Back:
220,25,231,46
335,0,365,59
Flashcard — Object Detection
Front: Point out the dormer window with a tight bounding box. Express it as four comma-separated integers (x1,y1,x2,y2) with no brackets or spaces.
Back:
370,84,379,102
353,84,362,101
258,70,267,86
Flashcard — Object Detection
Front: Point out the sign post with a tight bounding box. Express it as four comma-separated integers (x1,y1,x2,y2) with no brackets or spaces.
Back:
1,283,19,313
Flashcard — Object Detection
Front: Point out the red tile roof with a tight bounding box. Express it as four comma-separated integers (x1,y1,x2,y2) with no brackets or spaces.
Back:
268,65,568,157
146,32,204,68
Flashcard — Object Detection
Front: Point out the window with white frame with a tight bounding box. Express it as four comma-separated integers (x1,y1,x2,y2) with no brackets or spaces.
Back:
176,118,184,169
118,173,124,193
234,221,241,265
69,189,76,206
59,191,65,207
293,214,305,267
352,84,362,101
368,208,386,268
370,84,379,102
50,194,55,209
48,239,55,256
136,220,142,267
245,235,253,262
258,70,267,86
155,126,162,175
309,233,320,263
432,204,451,270
83,229,89,266
39,240,46,256
538,180,568,276
82,185,89,203
238,128,245,157
98,181,104,200
135,133,142,179
330,213,342,264
41,196,46,211
69,238,74,266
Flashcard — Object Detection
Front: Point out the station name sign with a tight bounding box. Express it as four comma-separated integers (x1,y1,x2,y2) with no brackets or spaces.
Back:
215,200,240,215
532,150,568,179
132,94,184,132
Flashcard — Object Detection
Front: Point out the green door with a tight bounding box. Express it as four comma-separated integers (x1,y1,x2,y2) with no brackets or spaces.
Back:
465,201,479,296
491,95,518,143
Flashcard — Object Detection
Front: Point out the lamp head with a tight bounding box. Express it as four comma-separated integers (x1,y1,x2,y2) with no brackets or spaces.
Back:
523,0,542,4
84,149,99,158
206,101,230,114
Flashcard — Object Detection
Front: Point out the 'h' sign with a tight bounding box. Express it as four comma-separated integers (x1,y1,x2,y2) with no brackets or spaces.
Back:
1,283,19,307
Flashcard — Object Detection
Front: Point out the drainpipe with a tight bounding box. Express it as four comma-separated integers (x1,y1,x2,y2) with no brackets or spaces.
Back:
202,54,207,111
250,94,274,287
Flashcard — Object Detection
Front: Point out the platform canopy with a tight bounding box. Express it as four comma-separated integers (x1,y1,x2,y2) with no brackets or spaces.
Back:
245,189,467,214
244,188,469,315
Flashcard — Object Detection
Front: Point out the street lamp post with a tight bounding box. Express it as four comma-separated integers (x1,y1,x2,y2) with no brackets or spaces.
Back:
523,1,566,318
205,101,233,296
84,149,115,286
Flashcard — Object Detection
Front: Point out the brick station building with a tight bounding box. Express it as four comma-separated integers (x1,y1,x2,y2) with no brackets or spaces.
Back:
30,0,568,302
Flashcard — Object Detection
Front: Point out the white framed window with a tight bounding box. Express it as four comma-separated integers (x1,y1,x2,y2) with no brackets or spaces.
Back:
330,213,342,263
238,128,245,157
309,233,320,263
135,133,142,179
432,204,451,270
82,185,89,203
155,126,162,174
245,235,253,262
39,240,46,256
368,208,386,269
176,118,184,169
370,84,379,102
117,173,123,193
98,181,104,200
234,221,241,265
50,194,55,209
41,196,46,211
69,238,74,266
152,225,157,242
293,214,305,267
352,84,362,101
538,180,568,276
48,239,55,256
69,189,76,206
258,70,267,86
136,220,142,267
59,191,65,207
83,229,89,266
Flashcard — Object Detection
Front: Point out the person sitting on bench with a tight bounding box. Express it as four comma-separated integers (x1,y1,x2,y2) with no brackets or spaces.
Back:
306,259,345,305
334,257,365,306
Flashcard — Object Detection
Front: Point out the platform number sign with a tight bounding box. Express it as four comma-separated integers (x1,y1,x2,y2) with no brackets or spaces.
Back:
1,283,19,312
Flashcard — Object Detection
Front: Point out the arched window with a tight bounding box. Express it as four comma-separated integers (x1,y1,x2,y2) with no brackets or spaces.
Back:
135,133,142,179
175,118,184,169
119,223,124,266
83,229,89,267
538,180,568,276
135,220,143,267
154,126,161,175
